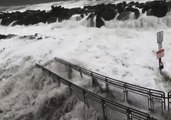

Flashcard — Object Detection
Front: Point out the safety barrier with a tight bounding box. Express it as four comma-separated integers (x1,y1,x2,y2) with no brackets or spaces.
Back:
55,57,166,112
35,63,157,120
168,91,171,111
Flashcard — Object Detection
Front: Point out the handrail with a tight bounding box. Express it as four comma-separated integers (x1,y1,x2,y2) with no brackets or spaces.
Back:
168,91,171,111
54,57,166,111
35,63,157,120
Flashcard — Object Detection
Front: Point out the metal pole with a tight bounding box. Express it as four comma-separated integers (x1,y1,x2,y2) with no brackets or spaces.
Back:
159,58,163,74
157,31,164,73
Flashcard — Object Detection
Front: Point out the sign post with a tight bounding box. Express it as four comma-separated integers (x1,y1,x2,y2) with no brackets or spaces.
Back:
156,31,164,74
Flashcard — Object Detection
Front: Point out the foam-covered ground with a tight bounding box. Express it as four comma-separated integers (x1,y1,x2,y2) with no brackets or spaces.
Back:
1,1,171,120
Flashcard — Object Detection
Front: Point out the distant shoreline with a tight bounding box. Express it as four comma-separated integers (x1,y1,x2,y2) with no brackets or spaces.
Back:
0,0,66,7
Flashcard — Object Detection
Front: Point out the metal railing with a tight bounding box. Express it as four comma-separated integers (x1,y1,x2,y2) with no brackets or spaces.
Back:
168,91,171,111
35,63,156,120
55,57,166,112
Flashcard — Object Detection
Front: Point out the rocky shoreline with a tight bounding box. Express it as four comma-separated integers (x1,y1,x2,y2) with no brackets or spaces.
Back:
0,1,169,28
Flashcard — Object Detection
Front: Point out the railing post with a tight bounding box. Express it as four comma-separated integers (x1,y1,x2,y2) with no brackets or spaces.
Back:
148,90,154,111
79,68,83,78
161,99,164,112
163,93,166,111
123,83,128,102
168,92,171,111
160,93,165,112
68,83,72,96
126,108,132,120
82,89,89,106
68,64,73,79
83,90,86,103
101,99,107,120
105,77,109,91
57,76,61,87
91,72,98,86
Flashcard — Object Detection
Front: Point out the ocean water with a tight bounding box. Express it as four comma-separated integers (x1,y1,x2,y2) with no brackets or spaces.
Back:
0,0,171,120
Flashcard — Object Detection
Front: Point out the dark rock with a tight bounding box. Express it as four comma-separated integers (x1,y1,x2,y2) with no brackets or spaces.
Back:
96,15,105,28
101,7,117,21
135,2,145,9
144,1,168,17
0,34,15,39
134,8,140,19
47,16,57,23
80,14,84,18
0,1,169,27
128,1,135,6
1,18,14,25
0,109,3,113
117,11,131,21
0,34,7,39
117,1,127,13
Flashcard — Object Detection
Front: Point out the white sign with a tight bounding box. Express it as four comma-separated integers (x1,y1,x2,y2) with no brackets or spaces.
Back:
156,49,164,59
157,31,163,43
